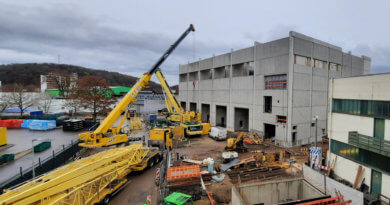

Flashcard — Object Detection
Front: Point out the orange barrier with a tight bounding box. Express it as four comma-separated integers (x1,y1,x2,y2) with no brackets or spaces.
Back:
167,165,200,182
0,119,25,128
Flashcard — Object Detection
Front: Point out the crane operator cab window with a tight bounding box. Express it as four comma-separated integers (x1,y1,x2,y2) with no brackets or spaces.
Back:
188,125,203,131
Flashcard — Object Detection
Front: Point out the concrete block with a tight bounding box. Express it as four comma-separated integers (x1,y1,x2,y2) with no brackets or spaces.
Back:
187,62,199,72
341,65,352,77
200,90,212,102
231,90,253,105
213,90,230,103
199,79,212,90
312,67,329,77
342,53,352,66
254,75,264,90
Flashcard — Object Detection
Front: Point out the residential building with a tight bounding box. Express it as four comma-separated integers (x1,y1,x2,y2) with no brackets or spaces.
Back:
327,73,390,200
179,31,370,147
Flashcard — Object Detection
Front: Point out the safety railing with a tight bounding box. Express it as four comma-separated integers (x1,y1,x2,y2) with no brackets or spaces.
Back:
348,131,390,157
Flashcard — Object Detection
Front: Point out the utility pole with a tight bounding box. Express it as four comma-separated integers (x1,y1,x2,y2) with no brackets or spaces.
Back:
313,115,318,147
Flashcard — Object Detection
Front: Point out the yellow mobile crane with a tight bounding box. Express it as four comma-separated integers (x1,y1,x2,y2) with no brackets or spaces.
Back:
0,144,162,205
78,24,195,148
155,69,211,136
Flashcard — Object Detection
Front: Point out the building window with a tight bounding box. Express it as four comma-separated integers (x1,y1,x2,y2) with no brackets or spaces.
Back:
277,115,287,123
314,59,327,69
265,74,287,89
329,62,341,71
294,55,311,66
200,69,212,80
179,74,187,82
330,139,390,174
332,99,390,119
264,96,272,113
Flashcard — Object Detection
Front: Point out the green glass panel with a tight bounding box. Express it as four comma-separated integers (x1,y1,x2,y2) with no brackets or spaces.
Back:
371,170,382,194
374,118,385,140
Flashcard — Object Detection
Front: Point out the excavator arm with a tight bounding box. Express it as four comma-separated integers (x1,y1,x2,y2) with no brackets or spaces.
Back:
78,24,195,148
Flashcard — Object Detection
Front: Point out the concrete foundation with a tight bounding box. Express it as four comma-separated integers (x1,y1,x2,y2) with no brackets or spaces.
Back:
231,178,324,205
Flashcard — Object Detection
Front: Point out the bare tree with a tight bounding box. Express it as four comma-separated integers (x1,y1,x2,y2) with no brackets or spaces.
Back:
39,93,53,114
0,93,11,113
6,84,37,116
69,76,116,120
64,97,82,116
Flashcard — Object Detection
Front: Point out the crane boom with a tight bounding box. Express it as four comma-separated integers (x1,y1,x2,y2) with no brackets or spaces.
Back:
156,69,184,113
79,24,195,148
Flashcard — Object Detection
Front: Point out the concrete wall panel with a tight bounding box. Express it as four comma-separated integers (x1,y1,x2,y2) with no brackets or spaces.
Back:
293,73,311,91
293,37,312,57
232,76,253,89
199,57,213,70
255,38,289,60
312,75,329,91
214,53,231,68
212,78,230,90
329,48,342,64
232,47,254,64
313,43,329,61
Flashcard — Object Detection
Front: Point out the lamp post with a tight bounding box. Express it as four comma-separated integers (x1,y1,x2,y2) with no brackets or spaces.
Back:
312,115,319,147
31,139,37,179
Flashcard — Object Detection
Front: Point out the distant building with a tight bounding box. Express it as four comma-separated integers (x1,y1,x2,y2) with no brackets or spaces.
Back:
40,72,78,93
179,31,370,147
327,73,390,201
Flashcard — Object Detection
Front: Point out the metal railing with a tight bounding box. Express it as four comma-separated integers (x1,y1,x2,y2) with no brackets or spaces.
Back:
348,131,390,157
0,139,83,193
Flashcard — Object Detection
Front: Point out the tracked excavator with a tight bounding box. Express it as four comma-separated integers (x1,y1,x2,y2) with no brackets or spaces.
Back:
225,131,263,152
78,24,195,148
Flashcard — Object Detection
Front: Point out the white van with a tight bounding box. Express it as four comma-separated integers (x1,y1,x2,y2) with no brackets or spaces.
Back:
209,127,227,141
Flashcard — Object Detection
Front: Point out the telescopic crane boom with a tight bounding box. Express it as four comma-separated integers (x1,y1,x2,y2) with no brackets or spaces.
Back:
79,24,195,148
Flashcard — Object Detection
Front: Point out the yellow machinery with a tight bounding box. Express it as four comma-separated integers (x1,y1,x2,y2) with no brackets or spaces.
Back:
155,69,211,137
149,127,173,149
0,144,161,205
127,108,142,130
225,131,263,152
0,127,6,146
78,24,195,148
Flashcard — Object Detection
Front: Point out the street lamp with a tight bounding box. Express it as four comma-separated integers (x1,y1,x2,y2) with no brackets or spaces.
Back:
312,115,319,147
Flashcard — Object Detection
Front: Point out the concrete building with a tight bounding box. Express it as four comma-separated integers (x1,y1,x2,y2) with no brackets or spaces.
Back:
327,73,390,201
179,31,371,147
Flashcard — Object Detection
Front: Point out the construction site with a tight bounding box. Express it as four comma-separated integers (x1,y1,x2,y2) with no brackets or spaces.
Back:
0,2,390,204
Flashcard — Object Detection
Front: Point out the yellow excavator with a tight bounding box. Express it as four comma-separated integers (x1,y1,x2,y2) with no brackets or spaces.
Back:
78,24,195,148
155,69,211,137
225,131,263,152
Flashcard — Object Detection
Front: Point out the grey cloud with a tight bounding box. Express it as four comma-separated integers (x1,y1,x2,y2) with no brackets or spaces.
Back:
353,44,390,74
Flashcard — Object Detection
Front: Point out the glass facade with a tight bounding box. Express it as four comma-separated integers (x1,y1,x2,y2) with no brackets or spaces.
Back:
332,99,390,119
330,139,390,174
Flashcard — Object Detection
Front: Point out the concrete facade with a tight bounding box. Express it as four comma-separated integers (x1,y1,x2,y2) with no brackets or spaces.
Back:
327,73,390,201
179,31,370,147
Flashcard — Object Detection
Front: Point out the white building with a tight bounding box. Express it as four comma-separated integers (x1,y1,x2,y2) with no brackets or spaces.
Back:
327,73,390,202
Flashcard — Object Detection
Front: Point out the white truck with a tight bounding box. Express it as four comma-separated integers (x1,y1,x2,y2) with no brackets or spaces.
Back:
209,126,227,141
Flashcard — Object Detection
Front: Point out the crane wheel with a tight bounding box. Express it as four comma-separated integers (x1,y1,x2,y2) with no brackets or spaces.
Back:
149,159,155,168
101,195,111,205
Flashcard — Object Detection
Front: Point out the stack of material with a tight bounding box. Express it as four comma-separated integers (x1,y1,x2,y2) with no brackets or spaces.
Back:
63,119,84,131
166,165,202,200
226,166,285,183
130,117,142,130
0,119,25,128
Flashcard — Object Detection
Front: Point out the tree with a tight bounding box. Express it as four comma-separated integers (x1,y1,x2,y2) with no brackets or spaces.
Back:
39,93,53,114
69,76,116,120
5,84,37,116
64,97,82,116
0,93,10,113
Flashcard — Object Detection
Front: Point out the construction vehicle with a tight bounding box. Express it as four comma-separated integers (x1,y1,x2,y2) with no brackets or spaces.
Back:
149,127,173,149
127,108,142,130
78,24,195,148
225,131,263,152
155,69,211,137
0,144,162,205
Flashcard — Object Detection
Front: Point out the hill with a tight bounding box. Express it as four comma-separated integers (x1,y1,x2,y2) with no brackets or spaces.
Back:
0,63,165,93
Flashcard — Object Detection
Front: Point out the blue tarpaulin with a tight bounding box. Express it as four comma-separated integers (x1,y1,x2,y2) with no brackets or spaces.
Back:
2,108,33,113
27,120,56,130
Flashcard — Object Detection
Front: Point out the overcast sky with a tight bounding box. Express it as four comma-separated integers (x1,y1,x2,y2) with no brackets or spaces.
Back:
1,0,389,85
